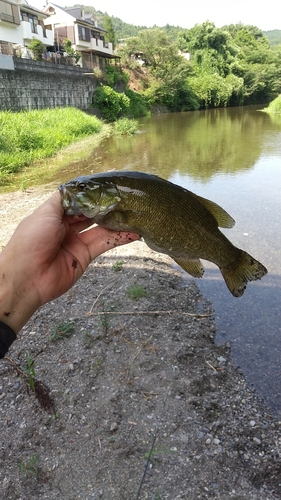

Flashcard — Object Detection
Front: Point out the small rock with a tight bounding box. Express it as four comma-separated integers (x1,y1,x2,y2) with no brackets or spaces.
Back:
110,422,118,432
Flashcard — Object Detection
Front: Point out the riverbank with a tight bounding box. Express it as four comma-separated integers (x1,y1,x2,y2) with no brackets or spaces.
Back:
0,188,280,500
0,108,108,188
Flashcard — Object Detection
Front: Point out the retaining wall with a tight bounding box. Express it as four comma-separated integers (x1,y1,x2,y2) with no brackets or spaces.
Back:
0,57,97,111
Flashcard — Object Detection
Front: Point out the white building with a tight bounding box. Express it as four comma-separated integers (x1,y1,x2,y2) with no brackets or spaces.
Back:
0,0,53,54
43,4,118,70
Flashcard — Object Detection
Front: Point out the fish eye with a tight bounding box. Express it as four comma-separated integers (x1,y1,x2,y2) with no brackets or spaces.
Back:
77,182,86,191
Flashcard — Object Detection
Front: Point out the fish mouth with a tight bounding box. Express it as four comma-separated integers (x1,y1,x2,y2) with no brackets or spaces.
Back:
58,184,81,215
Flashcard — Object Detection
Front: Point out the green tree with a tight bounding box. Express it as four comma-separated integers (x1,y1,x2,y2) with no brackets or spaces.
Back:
103,13,116,48
226,24,281,103
118,28,198,111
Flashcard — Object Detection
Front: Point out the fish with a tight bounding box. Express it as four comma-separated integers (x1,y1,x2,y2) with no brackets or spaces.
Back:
58,171,267,297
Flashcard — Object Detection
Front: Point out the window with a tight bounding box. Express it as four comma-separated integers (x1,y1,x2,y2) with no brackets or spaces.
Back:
0,0,20,24
21,11,38,34
78,25,90,42
38,19,46,38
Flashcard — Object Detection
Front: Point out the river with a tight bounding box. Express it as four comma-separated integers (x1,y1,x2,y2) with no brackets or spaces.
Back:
55,105,281,418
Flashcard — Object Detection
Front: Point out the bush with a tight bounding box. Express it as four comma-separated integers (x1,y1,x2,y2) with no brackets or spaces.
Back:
92,85,130,121
27,39,44,60
104,65,129,87
125,89,150,117
113,117,139,135
262,95,281,113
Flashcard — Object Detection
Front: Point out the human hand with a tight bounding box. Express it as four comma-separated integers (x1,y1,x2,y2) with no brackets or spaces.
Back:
0,192,140,334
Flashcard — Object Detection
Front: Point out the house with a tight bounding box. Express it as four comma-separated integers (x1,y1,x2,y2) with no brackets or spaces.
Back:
43,4,119,70
0,0,53,56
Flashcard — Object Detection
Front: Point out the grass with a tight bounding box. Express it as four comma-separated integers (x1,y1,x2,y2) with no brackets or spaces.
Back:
50,321,75,342
0,107,102,181
111,260,125,272
18,454,40,478
113,117,139,135
127,284,148,299
25,351,36,392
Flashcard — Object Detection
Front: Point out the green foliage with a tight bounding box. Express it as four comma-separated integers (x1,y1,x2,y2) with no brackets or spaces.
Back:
103,65,129,86
103,14,116,48
50,321,75,342
111,260,125,271
62,38,81,63
125,89,150,117
262,95,281,114
113,117,139,135
18,454,40,478
0,108,102,179
24,351,36,391
28,38,44,60
93,85,130,121
264,29,281,46
189,72,243,108
127,284,148,299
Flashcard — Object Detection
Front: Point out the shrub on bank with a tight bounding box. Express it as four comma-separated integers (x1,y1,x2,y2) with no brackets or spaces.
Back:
262,95,281,114
92,85,130,121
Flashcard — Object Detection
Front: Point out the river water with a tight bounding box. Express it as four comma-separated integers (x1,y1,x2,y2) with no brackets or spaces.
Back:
55,106,281,418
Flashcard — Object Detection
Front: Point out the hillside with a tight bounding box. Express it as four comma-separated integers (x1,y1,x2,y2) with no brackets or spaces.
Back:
74,5,281,45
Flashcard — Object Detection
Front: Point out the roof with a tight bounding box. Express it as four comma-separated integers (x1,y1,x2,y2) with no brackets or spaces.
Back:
45,3,106,32
80,49,120,59
20,1,49,18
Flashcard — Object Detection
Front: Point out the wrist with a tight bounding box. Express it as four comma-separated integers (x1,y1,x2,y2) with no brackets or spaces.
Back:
0,251,40,335
0,321,16,358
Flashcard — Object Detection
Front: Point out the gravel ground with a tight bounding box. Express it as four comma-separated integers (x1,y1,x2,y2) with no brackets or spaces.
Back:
0,188,280,500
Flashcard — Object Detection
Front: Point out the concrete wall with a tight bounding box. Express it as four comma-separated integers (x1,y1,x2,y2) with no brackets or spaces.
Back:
0,58,97,111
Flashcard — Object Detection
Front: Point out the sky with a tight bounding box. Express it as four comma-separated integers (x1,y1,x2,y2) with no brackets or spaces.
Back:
36,0,281,32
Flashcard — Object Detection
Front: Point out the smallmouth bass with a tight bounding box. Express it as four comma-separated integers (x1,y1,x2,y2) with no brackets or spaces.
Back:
59,171,267,297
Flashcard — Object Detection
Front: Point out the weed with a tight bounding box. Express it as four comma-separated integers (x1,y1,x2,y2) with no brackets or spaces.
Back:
19,176,28,191
143,446,173,463
83,330,95,348
114,117,139,136
99,313,110,334
50,321,75,342
111,260,125,272
127,284,148,299
25,351,36,391
18,454,40,478
50,413,59,422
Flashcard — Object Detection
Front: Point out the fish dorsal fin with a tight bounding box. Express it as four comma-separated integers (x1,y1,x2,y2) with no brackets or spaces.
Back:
173,257,205,278
190,193,235,229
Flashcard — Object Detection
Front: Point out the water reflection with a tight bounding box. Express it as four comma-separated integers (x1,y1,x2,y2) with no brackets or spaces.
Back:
55,106,281,418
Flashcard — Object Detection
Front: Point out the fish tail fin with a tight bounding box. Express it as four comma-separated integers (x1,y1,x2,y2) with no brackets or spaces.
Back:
220,250,267,297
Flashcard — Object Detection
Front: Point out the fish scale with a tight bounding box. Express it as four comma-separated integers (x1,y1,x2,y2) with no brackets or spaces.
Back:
59,171,267,297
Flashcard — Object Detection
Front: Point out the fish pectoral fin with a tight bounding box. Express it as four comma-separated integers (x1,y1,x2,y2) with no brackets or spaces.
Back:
190,193,235,229
173,257,205,278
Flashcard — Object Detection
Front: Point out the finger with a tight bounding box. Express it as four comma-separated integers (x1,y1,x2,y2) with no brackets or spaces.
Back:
79,226,140,260
64,218,94,234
